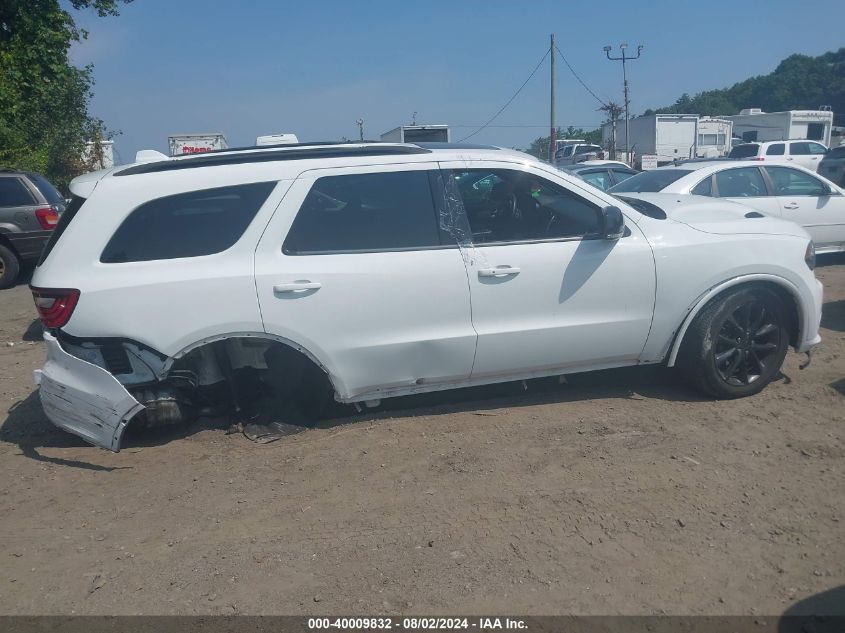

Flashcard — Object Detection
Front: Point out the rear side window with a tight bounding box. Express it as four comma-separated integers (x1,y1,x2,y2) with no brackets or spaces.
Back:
0,177,35,206
607,169,691,193
789,142,811,155
691,176,712,196
728,144,760,159
283,171,440,254
27,173,64,205
38,196,85,266
714,167,767,197
828,146,845,159
766,144,785,156
101,182,275,263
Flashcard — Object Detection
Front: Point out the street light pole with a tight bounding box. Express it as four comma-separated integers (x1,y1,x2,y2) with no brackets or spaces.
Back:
604,43,643,165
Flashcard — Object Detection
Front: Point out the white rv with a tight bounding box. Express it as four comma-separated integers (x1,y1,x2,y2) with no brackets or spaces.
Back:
696,118,733,157
725,109,833,146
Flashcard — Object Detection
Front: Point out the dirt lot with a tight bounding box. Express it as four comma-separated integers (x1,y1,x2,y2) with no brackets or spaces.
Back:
0,259,843,616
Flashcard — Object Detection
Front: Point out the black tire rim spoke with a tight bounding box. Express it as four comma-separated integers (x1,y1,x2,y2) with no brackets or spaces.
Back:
713,298,781,387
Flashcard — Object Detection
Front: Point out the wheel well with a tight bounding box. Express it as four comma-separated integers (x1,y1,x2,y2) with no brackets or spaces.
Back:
166,335,335,399
0,233,20,257
669,279,802,367
681,281,801,349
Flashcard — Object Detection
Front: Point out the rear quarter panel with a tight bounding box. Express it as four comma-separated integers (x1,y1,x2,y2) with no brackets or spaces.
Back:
31,165,296,356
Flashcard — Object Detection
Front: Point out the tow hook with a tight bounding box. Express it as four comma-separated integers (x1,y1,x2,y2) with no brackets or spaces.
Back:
799,349,813,370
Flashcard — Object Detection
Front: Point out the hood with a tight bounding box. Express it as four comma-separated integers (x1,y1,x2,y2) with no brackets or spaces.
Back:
616,192,810,239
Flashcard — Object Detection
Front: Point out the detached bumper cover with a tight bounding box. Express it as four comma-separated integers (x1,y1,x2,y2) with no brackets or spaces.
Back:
35,332,144,452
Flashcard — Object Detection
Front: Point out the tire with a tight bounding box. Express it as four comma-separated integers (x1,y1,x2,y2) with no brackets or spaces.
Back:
676,286,789,399
0,243,21,290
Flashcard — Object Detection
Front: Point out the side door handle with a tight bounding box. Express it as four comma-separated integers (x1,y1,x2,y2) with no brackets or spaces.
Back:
273,281,322,293
782,202,799,210
478,266,521,277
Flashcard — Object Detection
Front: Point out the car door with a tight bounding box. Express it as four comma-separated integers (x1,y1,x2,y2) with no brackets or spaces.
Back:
763,165,845,249
788,141,827,172
438,160,656,380
708,166,783,216
254,163,477,401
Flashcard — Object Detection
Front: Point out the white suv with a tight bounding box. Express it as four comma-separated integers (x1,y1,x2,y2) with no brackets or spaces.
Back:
728,140,828,172
31,142,823,451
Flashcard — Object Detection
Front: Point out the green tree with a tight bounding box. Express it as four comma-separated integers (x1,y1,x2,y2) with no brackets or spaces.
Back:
0,0,130,189
646,49,845,118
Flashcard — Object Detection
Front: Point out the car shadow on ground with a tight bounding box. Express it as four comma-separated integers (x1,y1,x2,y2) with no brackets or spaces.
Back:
3,363,788,462
821,299,845,332
817,252,845,268
0,392,131,471
779,584,845,632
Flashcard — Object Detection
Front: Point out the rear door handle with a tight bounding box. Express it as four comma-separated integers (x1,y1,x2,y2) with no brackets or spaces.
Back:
273,281,322,292
783,202,799,210
478,266,521,277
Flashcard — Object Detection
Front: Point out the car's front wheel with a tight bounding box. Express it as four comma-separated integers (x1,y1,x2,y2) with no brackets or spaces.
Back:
677,286,789,399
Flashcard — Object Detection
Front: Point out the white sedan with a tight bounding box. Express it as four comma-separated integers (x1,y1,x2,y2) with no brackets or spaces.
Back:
608,161,845,253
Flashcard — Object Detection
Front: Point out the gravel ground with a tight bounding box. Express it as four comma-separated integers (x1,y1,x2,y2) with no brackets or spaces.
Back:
0,257,843,615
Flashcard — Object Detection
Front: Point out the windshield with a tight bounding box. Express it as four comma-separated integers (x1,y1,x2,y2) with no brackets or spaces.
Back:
607,169,691,193
728,144,760,159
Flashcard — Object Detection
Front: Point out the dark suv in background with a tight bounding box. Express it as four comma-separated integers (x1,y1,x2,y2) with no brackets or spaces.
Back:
819,145,845,186
0,168,65,288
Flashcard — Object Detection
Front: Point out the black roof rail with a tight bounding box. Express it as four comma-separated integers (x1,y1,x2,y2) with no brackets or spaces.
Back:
115,144,431,177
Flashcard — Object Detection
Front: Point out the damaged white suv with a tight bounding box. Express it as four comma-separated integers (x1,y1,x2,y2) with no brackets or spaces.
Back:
31,142,823,451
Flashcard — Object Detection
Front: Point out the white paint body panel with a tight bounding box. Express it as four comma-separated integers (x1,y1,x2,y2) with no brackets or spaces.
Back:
254,162,476,400
31,145,825,450
437,159,656,378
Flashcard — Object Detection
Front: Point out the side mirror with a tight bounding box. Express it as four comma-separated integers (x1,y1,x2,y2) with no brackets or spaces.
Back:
601,206,625,239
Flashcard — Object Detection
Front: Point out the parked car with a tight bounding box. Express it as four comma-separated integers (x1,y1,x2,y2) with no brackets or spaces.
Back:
608,161,845,253
0,168,65,288
554,143,604,167
561,161,638,191
727,140,828,172
31,143,821,451
818,145,845,186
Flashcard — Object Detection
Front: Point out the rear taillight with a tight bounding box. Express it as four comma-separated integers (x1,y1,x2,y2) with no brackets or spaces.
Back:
35,206,59,230
30,287,80,329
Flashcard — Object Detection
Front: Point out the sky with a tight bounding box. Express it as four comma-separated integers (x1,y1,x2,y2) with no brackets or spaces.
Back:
67,0,845,164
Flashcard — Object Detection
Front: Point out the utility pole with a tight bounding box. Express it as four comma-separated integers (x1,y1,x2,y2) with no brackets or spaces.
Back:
604,43,643,165
549,33,556,163
599,101,623,161
356,118,364,142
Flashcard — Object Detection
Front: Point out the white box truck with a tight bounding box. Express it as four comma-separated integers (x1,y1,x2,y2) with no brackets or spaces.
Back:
602,114,699,168
724,109,833,146
168,133,228,156
380,125,450,143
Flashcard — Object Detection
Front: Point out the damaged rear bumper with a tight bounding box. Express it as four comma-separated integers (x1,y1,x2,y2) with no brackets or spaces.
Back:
34,332,145,452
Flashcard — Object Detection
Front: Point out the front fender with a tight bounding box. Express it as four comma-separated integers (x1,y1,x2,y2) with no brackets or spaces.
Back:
665,273,819,367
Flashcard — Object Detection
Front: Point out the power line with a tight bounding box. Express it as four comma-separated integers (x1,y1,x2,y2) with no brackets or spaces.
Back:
458,49,550,142
554,44,607,107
